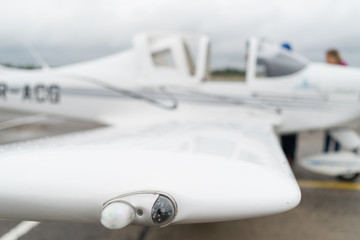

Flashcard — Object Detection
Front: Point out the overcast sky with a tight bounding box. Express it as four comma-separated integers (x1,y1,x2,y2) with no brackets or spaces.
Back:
0,0,359,69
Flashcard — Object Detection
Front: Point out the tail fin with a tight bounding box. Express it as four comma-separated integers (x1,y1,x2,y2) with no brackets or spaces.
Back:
134,33,211,82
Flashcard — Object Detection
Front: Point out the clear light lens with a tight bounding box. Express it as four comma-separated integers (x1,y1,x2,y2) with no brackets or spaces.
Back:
101,202,135,229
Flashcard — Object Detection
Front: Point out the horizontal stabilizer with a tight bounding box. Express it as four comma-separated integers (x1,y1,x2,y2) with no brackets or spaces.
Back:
330,128,360,151
0,114,48,130
300,152,360,176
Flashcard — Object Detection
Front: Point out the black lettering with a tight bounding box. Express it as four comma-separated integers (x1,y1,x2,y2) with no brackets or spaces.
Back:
48,85,60,103
35,85,46,103
0,83,7,99
23,85,32,100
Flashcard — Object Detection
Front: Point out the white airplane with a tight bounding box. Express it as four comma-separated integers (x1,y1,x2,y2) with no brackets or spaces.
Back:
0,32,357,229
244,38,360,181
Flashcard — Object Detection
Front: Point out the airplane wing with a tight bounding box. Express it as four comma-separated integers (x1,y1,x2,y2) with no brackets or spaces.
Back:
0,113,49,130
0,106,300,228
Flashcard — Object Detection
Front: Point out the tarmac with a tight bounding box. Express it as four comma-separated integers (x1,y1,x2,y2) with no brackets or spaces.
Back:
0,109,360,240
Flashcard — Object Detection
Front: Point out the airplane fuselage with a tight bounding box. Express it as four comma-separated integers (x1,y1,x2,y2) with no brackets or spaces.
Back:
1,62,360,134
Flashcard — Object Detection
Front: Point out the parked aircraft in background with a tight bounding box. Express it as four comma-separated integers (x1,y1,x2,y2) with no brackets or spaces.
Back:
0,32,359,229
245,38,360,181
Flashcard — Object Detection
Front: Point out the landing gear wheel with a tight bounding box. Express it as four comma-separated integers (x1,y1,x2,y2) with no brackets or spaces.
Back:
336,173,360,182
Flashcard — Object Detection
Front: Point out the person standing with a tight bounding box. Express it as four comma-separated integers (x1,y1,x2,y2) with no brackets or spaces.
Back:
280,42,297,163
324,49,347,152
326,49,347,66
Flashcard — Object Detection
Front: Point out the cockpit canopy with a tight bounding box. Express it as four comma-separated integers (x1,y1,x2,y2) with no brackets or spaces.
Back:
251,39,308,78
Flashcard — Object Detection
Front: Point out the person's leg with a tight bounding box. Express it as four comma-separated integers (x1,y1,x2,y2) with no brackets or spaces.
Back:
281,134,297,164
335,141,341,152
324,131,331,152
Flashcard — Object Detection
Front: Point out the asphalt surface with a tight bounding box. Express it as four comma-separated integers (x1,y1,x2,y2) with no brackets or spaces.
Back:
0,109,360,240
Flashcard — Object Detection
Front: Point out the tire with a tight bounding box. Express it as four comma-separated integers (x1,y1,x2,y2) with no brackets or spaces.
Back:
336,173,360,182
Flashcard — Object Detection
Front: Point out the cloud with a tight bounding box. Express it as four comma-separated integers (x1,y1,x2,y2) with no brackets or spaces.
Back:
0,0,359,67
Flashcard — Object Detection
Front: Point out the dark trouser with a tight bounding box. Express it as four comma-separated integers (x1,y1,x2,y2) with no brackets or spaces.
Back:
281,134,297,163
324,131,341,152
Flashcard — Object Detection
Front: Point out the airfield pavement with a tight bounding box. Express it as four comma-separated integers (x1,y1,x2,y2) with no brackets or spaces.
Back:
0,109,360,240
